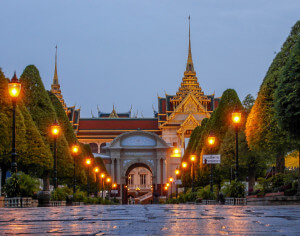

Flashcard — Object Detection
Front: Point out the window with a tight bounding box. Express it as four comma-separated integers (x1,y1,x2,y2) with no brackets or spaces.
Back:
128,174,134,185
140,174,146,185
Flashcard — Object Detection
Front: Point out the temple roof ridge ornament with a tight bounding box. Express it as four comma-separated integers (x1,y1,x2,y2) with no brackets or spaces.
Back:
109,104,119,118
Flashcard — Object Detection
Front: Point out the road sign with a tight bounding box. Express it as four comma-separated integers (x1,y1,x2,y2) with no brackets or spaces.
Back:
203,154,221,164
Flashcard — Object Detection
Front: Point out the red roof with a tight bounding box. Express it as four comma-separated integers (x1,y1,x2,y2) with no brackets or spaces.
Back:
79,118,159,130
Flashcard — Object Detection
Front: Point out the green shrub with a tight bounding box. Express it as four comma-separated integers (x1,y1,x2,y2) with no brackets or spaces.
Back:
51,186,72,201
73,190,87,202
228,181,245,198
4,172,40,197
197,185,217,200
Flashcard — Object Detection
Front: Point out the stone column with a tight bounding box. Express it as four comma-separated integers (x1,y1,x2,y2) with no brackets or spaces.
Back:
156,158,161,184
111,158,115,183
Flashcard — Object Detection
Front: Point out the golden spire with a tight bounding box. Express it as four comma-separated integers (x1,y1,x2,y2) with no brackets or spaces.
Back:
109,105,119,118
186,16,194,72
53,45,59,85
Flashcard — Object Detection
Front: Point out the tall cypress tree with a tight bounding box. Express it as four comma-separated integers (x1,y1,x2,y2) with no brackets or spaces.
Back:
246,21,300,173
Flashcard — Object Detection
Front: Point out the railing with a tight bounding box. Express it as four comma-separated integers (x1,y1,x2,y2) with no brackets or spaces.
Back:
202,200,217,205
128,184,152,190
225,197,246,205
50,201,66,207
5,197,33,208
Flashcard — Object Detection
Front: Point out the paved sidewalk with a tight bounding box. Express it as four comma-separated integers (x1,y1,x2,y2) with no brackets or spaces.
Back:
0,204,300,235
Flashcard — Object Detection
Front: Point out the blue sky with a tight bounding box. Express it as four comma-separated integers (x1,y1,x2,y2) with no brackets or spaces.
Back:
0,0,299,117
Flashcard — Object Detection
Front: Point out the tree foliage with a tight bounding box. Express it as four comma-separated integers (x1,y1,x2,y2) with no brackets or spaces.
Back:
275,38,300,141
246,21,300,172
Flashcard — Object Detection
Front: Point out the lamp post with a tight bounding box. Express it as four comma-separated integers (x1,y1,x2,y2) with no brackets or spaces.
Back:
94,167,99,196
101,173,106,198
232,108,241,181
175,168,180,198
8,72,21,174
85,158,92,196
181,162,187,193
165,185,169,200
51,120,60,189
71,144,80,193
169,177,173,199
112,183,117,198
207,133,216,193
106,177,111,199
190,155,196,192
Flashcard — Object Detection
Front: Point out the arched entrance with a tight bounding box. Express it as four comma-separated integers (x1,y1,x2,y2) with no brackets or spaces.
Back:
124,163,153,204
105,130,171,204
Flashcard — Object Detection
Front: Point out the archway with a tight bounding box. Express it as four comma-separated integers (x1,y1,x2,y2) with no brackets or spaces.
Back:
123,163,153,204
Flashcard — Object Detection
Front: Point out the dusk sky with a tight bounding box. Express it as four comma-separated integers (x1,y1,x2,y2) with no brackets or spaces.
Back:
1,0,299,117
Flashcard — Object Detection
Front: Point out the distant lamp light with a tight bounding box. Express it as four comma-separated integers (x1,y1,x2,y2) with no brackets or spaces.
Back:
101,173,105,179
164,186,168,190
166,183,170,187
86,158,91,165
182,162,188,168
190,155,196,162
106,177,111,183
94,167,99,173
71,145,79,155
174,148,180,154
51,121,60,137
207,133,216,146
169,177,173,182
175,169,180,175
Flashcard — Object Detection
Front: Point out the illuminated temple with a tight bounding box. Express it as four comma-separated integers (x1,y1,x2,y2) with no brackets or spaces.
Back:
74,19,220,154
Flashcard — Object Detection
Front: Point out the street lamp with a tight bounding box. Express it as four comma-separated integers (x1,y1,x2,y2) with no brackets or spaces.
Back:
94,167,100,196
207,132,216,193
106,177,111,200
85,158,92,196
8,72,21,174
51,120,60,189
232,108,242,181
169,177,173,198
101,173,106,198
175,168,180,198
190,155,196,192
164,185,168,200
71,144,80,193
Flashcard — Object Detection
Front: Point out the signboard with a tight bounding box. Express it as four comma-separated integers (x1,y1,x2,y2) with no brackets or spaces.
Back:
111,190,119,194
203,154,221,164
175,180,182,185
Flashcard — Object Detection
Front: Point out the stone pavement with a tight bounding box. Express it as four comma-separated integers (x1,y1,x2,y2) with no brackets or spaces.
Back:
0,204,300,235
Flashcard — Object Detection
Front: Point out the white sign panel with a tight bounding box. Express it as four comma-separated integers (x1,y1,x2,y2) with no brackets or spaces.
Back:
175,180,182,185
111,190,119,194
203,154,221,164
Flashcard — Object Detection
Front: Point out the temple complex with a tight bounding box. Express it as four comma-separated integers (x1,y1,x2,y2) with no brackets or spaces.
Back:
51,18,220,203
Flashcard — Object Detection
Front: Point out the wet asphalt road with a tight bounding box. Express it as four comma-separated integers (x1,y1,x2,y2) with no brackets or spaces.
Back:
0,204,300,235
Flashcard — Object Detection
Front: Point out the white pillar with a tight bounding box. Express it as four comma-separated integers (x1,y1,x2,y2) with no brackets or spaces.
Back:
156,158,161,184
111,159,115,183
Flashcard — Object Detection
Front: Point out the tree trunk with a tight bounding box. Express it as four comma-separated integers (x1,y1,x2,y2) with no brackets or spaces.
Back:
248,166,255,193
275,151,285,174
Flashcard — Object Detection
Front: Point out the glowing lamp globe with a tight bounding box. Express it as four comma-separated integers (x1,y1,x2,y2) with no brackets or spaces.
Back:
190,155,196,162
182,162,187,168
207,135,215,146
232,111,241,124
86,158,91,165
175,169,180,175
94,167,99,173
71,145,79,155
8,73,21,99
169,177,173,182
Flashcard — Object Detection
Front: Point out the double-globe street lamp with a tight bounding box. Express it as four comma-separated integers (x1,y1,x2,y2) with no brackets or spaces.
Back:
51,120,60,189
8,72,21,174
71,144,80,193
232,108,242,181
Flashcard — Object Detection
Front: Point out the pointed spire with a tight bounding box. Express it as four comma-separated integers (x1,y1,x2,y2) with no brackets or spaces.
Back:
186,16,194,72
53,45,59,85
